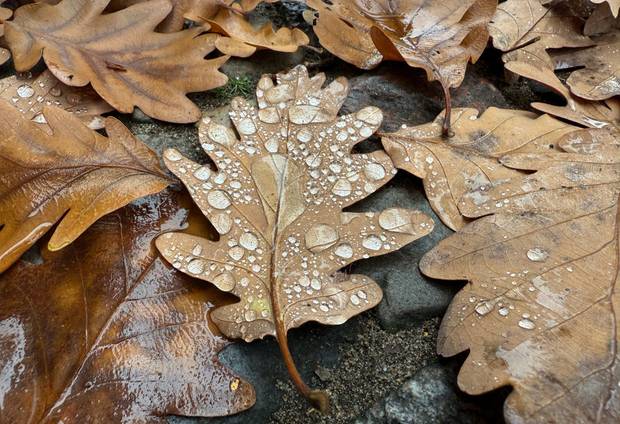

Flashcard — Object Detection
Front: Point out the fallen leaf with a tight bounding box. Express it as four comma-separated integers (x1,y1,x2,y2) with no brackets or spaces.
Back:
0,2,11,65
382,107,577,230
307,0,497,134
5,0,229,123
421,127,620,423
155,65,434,410
0,101,171,273
0,70,113,130
0,189,256,423
592,0,620,18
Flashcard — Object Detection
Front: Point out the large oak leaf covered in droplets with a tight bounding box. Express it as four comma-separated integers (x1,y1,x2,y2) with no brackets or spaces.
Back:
421,128,620,423
0,190,255,423
155,65,434,406
4,0,228,123
0,101,171,274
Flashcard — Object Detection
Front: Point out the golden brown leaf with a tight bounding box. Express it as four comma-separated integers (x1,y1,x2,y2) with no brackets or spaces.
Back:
155,65,434,409
592,0,620,17
4,0,229,123
0,190,256,423
0,101,171,274
0,3,11,65
307,0,497,134
382,107,577,230
421,128,620,423
0,70,113,130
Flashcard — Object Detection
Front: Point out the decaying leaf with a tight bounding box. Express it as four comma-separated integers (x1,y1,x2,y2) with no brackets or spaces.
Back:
0,190,256,423
0,1,11,65
382,107,577,230
0,70,113,130
4,0,228,123
155,65,434,410
421,127,620,423
307,0,497,134
0,101,171,273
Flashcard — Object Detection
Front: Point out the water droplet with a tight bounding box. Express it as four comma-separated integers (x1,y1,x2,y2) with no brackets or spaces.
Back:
359,127,373,138
350,294,360,305
311,278,321,290
258,108,279,124
187,259,206,275
305,224,339,253
207,190,231,209
32,113,47,124
334,243,353,259
296,129,312,143
212,213,232,234
475,301,494,316
319,304,329,312
50,86,62,97
192,244,202,256
264,138,278,153
208,124,236,146
527,248,549,262
165,149,182,161
378,209,414,234
193,166,211,181
518,318,536,330
229,246,244,261
244,309,256,321
364,163,386,181
214,272,235,291
362,235,382,251
239,232,259,251
17,84,35,98
299,276,310,287
355,106,383,125
498,307,509,316
357,290,367,299
237,118,256,135
332,179,352,197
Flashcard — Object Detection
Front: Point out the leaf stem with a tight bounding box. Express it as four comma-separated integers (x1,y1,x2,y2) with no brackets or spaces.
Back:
441,84,454,138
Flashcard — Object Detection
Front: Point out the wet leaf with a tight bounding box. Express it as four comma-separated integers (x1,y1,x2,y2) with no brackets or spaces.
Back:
592,0,620,17
0,190,256,423
421,127,620,423
4,0,228,123
0,101,171,273
532,90,620,130
382,107,577,230
0,1,11,65
155,65,434,410
306,0,497,133
0,70,113,130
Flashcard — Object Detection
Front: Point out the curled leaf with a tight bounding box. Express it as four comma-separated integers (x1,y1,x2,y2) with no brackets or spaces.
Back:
422,128,620,423
0,101,171,273
0,190,256,422
0,3,11,65
156,65,434,409
5,0,229,123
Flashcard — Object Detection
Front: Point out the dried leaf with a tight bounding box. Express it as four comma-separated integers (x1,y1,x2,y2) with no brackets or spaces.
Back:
0,101,171,273
0,2,11,65
592,0,620,17
382,107,577,230
421,127,620,423
155,65,434,409
0,70,113,130
0,190,256,423
532,90,620,130
5,0,229,123
307,0,497,134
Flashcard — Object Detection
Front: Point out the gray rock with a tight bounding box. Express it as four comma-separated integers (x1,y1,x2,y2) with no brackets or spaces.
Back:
357,361,506,424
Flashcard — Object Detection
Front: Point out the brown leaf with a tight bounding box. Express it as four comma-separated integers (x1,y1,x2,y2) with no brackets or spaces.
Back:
382,107,577,230
307,0,497,134
421,127,620,423
0,70,113,130
592,0,620,18
0,3,11,65
4,0,229,123
0,189,256,423
155,65,434,409
0,101,171,273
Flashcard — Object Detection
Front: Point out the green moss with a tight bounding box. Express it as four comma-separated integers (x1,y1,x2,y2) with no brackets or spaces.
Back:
214,75,255,100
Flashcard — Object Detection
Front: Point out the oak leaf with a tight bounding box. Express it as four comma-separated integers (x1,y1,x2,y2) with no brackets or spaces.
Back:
592,0,620,17
421,127,620,423
155,65,434,410
0,1,11,65
4,0,229,123
382,107,577,230
306,0,497,134
0,101,171,274
0,70,113,130
0,190,256,423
